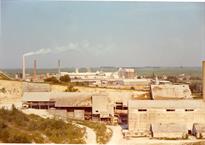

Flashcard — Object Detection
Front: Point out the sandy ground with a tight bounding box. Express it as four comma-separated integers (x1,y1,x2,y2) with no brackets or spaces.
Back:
0,80,22,109
107,125,205,145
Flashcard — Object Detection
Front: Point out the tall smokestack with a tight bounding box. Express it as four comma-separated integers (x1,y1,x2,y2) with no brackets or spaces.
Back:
203,61,205,101
58,60,61,77
22,55,25,80
33,60,37,80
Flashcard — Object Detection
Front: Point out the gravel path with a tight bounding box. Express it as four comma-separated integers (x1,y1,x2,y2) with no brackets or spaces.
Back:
76,124,96,144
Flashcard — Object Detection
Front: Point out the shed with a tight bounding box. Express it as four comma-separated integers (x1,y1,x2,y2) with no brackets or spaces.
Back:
151,123,188,139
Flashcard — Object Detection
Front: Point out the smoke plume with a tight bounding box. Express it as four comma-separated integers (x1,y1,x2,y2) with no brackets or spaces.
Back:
23,42,79,57
23,41,115,57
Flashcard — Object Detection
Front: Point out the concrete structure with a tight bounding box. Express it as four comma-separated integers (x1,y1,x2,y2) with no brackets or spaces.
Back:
92,95,114,119
203,61,205,101
33,60,37,80
151,123,188,139
128,100,205,137
22,55,25,80
23,82,51,92
118,68,136,79
22,92,114,121
58,60,61,78
192,123,205,139
151,84,192,99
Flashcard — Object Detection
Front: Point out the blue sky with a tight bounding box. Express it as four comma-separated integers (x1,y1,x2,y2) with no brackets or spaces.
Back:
1,1,205,68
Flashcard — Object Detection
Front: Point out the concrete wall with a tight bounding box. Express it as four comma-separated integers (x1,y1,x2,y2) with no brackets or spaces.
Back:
151,84,192,99
74,110,85,120
92,95,114,118
128,109,205,135
23,82,51,92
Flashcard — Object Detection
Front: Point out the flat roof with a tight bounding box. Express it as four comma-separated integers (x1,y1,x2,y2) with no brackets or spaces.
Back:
128,100,205,109
22,92,94,102
22,92,52,102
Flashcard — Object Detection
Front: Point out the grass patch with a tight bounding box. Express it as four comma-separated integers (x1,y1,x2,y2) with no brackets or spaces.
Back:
0,106,85,143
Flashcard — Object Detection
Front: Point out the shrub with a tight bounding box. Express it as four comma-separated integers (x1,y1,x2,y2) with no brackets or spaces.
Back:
44,77,59,84
0,108,85,144
0,87,6,93
60,75,71,82
6,132,31,143
72,119,112,144
65,85,78,92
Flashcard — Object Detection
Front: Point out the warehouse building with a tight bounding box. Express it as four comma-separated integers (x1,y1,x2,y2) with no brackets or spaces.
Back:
127,100,205,138
22,92,114,122
126,61,205,139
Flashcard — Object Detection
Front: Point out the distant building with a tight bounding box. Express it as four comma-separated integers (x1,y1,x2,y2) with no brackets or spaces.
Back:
118,68,136,79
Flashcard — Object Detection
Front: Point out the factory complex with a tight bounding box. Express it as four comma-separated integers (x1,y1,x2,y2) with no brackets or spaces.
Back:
19,61,205,140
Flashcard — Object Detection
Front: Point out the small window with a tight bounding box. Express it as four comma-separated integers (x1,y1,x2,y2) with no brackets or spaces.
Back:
138,109,147,112
95,110,99,112
166,109,175,112
185,109,194,112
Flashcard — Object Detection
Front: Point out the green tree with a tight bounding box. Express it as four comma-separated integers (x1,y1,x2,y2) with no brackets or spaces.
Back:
60,75,71,82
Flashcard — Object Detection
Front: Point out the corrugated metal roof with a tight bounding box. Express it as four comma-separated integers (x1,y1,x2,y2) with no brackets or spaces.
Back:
54,95,92,107
22,92,98,107
128,100,205,109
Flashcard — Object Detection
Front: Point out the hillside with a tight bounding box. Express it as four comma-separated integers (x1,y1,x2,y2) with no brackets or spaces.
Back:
0,106,85,143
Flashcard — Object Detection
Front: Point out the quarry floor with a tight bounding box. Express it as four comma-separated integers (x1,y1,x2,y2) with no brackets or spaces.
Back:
108,125,205,145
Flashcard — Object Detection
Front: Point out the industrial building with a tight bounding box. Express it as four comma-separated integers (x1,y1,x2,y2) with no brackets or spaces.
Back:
125,61,205,139
20,61,205,140
22,92,114,122
127,100,205,138
151,84,192,99
118,68,136,79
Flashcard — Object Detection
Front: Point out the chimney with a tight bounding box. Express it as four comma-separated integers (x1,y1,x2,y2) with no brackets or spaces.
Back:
75,68,79,73
58,60,61,77
33,60,37,80
203,61,205,101
22,55,25,80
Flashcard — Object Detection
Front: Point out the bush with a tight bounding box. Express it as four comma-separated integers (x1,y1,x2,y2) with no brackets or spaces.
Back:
65,85,78,92
0,108,85,144
5,131,32,143
44,77,59,84
60,75,71,82
0,87,6,93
